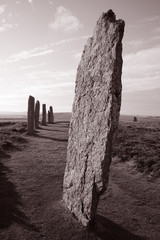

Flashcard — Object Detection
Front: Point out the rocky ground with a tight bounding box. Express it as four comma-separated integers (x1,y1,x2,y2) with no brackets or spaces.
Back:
0,115,160,240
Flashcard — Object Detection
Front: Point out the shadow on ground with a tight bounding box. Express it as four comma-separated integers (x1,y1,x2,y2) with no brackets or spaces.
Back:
91,215,147,240
33,123,69,142
0,161,39,232
0,149,11,159
40,128,67,133
54,121,70,125
33,133,68,142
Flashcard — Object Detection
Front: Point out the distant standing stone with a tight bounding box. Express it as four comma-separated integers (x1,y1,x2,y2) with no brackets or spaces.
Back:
63,10,125,226
133,116,137,122
42,104,46,125
48,110,51,123
27,95,35,135
35,100,40,129
49,106,54,124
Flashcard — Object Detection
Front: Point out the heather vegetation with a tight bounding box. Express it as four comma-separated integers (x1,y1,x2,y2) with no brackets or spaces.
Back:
113,117,160,179
0,122,27,157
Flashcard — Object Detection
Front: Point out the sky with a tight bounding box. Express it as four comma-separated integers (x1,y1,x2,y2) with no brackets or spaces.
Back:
0,0,159,116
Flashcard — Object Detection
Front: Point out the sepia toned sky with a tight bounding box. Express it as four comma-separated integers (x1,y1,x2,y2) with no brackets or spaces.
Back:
0,0,160,116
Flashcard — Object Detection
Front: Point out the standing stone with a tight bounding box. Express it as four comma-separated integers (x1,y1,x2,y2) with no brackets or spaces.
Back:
49,106,54,123
35,100,40,129
27,95,35,135
42,104,46,125
48,110,51,123
133,116,137,122
63,10,125,226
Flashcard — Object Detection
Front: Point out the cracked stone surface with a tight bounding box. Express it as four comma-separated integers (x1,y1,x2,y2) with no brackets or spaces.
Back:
63,10,125,226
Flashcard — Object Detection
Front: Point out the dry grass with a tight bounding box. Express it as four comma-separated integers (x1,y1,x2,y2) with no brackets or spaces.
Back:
113,117,160,179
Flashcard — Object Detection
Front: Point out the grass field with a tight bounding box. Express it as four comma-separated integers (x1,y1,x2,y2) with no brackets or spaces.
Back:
1,113,159,179
113,115,160,179
0,113,160,240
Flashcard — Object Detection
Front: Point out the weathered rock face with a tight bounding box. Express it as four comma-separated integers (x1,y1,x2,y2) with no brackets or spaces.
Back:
42,104,46,125
35,100,40,129
63,10,125,226
27,95,35,135
49,106,54,124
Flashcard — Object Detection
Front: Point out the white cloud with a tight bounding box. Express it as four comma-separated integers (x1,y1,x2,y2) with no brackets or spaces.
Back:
123,46,160,92
0,5,18,33
11,49,54,60
21,62,46,70
51,35,89,47
0,23,14,32
154,27,160,33
0,46,55,65
48,0,54,5
28,0,33,4
0,5,6,15
25,69,76,83
49,5,83,33
125,35,160,52
128,15,160,29
143,15,160,23
73,52,82,60
0,65,76,112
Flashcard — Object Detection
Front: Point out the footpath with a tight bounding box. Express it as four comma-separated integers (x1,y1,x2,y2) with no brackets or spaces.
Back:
0,122,160,240
0,122,90,240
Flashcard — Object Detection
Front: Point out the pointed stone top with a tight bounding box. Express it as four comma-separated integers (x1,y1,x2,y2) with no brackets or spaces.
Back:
29,95,34,99
99,9,124,25
91,10,124,45
105,9,116,21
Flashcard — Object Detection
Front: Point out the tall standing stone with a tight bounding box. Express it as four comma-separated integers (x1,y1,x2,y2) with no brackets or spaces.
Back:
63,10,125,226
42,104,46,125
27,95,35,135
35,100,40,129
49,106,54,124
48,110,51,123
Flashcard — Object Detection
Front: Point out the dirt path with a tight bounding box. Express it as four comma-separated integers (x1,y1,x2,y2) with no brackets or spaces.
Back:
0,122,160,240
0,122,90,240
